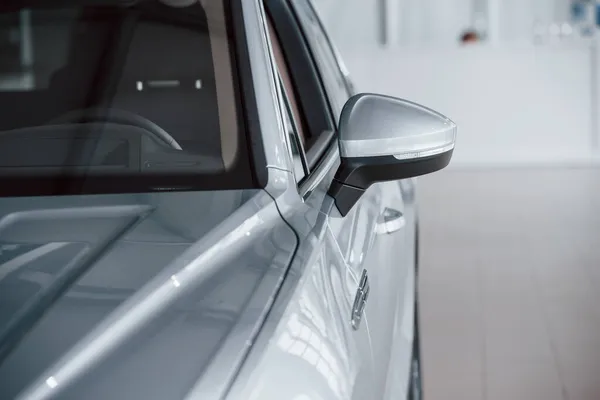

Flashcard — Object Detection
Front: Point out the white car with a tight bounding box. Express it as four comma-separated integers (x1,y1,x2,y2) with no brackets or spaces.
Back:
0,0,456,399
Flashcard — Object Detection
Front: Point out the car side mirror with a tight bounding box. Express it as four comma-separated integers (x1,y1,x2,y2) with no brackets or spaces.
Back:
328,93,457,216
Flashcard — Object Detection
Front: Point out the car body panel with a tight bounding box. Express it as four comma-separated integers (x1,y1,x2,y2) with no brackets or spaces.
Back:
227,150,416,400
0,189,297,400
0,0,422,399
227,148,375,400
380,179,417,399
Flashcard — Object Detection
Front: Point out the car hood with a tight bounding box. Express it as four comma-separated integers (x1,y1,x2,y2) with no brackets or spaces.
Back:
0,190,296,400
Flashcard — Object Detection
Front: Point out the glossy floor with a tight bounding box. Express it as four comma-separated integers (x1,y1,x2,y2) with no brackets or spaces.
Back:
418,168,600,400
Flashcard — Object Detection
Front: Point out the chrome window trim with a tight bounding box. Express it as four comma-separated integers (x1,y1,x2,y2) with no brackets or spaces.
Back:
255,0,302,177
299,141,339,199
246,0,291,172
278,76,310,181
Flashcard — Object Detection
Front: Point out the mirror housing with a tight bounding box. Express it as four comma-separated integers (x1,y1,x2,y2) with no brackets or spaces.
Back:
328,93,457,216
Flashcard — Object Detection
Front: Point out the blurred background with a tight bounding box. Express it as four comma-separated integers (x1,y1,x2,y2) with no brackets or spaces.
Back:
312,1,600,400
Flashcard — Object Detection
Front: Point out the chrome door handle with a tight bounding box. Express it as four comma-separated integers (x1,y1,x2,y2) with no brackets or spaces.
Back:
375,207,405,235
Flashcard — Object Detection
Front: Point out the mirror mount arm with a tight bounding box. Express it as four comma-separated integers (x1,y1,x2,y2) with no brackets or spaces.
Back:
327,179,365,217
328,151,453,216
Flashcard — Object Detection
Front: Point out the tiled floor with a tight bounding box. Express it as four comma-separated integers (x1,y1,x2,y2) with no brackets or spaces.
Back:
417,168,600,400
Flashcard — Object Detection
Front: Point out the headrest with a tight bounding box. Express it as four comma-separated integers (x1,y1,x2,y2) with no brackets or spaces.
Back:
48,1,230,158
159,0,197,7
114,1,214,92
110,1,221,154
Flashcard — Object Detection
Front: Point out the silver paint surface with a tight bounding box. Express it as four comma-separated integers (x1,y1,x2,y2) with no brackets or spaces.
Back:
1,2,299,399
338,93,457,159
0,1,453,399
0,189,297,400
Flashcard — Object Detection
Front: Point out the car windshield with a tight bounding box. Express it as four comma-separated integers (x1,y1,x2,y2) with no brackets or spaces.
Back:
0,0,260,196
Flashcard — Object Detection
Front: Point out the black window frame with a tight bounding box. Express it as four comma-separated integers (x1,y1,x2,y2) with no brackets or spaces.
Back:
0,0,268,198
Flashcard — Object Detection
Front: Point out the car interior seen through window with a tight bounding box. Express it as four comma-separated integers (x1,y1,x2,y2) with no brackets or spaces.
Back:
0,0,261,196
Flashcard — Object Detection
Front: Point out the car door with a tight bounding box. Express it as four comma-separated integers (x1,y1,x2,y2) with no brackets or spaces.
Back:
225,7,375,399
288,2,413,398
271,0,410,395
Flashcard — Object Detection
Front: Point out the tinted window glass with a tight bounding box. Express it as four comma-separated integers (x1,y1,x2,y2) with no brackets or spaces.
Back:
293,0,350,121
0,0,259,196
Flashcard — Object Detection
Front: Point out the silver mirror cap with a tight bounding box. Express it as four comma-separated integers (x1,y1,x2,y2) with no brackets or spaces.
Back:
338,93,457,160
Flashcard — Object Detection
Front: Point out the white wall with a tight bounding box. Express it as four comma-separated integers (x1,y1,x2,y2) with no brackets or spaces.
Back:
397,0,471,46
314,0,471,47
312,0,381,46
313,0,573,47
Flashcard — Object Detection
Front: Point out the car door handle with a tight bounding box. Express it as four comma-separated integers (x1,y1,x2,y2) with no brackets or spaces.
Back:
375,208,405,235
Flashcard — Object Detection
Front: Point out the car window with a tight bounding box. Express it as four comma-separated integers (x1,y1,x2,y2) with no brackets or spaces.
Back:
292,0,350,122
0,0,260,196
265,11,308,146
265,9,309,183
